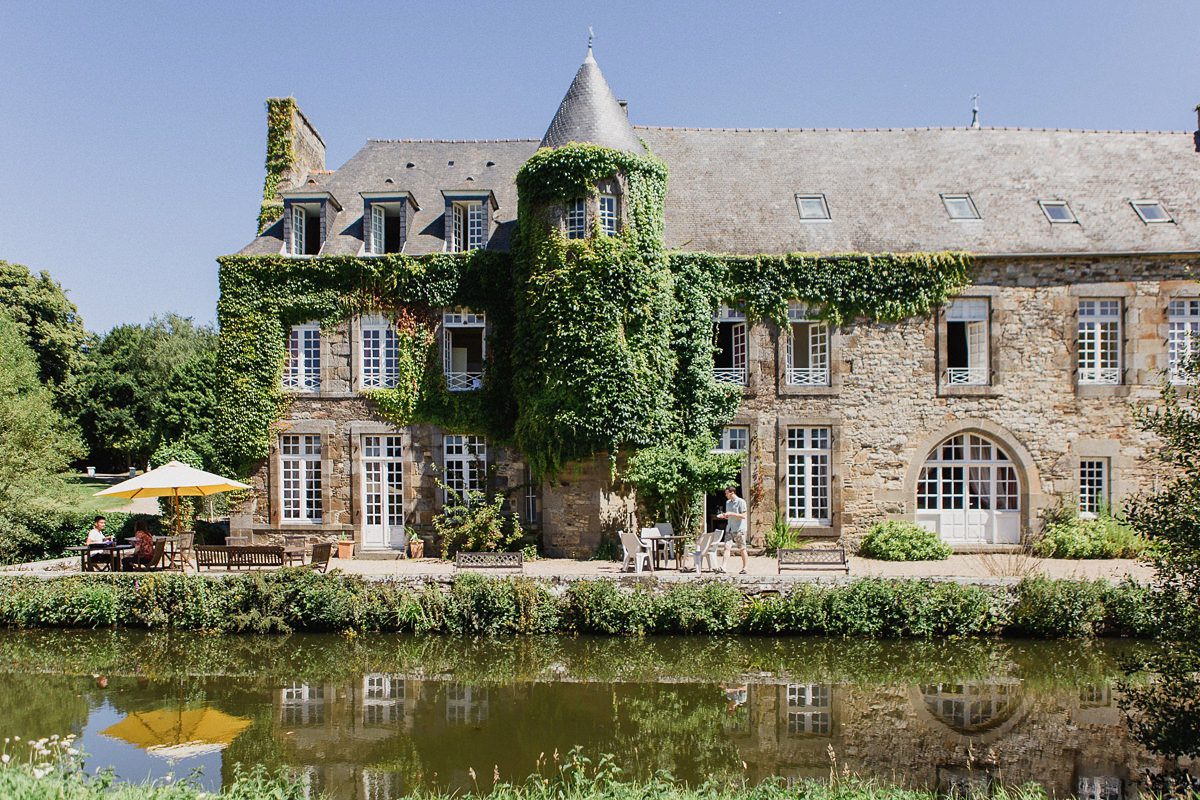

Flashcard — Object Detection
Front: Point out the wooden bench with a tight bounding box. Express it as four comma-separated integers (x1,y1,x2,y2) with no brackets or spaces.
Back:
195,545,286,571
777,547,849,574
454,551,523,571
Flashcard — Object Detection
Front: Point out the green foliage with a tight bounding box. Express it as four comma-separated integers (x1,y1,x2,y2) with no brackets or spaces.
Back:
433,484,523,558
1128,353,1200,640
1120,642,1200,760
858,520,952,561
1032,505,1148,559
763,508,799,554
67,314,216,471
0,571,1158,638
0,259,87,392
0,509,165,567
0,313,84,513
620,435,743,535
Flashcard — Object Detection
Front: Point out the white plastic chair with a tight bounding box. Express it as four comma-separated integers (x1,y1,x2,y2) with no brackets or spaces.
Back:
691,532,718,572
620,530,653,573
654,521,675,560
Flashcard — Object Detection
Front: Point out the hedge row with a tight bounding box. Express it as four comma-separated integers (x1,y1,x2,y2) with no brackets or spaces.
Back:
0,572,1159,638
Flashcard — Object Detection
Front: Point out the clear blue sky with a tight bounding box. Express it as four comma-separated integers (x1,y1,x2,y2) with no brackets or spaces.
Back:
3,0,1199,334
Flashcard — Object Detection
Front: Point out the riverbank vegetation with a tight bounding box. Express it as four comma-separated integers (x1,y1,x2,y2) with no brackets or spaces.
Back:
0,571,1156,638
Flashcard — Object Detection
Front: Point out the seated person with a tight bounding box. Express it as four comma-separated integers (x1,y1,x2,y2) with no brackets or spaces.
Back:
127,520,155,569
85,515,113,567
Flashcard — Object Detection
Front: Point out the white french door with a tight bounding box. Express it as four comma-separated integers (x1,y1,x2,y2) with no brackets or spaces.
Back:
915,434,1020,545
362,435,405,550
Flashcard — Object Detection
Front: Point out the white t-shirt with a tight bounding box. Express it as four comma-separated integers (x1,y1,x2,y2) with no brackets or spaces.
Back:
86,527,106,546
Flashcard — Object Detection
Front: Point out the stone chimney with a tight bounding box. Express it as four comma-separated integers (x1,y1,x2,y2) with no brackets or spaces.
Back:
258,98,327,233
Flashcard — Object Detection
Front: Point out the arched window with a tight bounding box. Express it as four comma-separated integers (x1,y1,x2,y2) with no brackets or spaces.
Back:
915,434,1020,544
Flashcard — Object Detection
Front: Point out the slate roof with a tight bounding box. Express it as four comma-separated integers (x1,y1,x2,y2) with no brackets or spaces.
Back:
240,125,1200,258
540,47,644,154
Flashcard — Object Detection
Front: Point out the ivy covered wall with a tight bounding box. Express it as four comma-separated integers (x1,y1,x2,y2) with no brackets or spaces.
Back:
215,143,971,482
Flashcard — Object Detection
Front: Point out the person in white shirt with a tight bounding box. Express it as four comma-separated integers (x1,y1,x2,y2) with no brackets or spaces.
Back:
85,516,112,566
717,487,748,574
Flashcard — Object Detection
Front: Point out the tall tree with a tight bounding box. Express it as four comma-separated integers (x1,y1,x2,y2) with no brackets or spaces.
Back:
69,314,216,471
0,259,87,392
0,312,84,511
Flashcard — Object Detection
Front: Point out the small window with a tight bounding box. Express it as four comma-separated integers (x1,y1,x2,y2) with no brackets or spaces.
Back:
1131,200,1172,224
1079,459,1108,516
944,298,989,386
599,194,618,236
443,309,486,391
565,198,586,239
451,202,486,252
1039,200,1076,223
795,194,830,221
716,426,749,452
941,194,980,220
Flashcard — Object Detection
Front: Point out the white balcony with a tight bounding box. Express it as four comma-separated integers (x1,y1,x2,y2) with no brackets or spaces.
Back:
1078,367,1121,386
787,367,829,386
944,367,989,386
713,367,746,385
445,371,483,391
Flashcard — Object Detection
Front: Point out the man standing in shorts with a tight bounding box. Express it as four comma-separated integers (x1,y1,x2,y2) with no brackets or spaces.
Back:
717,486,748,574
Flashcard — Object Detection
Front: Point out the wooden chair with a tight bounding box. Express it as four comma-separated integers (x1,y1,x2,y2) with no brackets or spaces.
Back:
303,542,333,573
282,535,308,567
177,532,195,566
128,539,167,572
84,544,112,572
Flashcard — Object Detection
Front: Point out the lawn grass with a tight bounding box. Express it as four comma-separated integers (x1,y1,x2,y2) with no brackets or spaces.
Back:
57,477,131,514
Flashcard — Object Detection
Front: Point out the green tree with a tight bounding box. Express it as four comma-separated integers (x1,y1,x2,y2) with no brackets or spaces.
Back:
0,312,84,511
621,435,744,535
1128,353,1200,640
0,259,87,392
69,314,216,471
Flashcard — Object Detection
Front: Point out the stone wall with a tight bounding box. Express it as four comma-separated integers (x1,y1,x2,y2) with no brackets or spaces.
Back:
234,256,1197,555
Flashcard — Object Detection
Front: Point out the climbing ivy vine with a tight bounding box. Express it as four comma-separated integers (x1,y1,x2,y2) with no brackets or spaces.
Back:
257,97,297,234
215,142,972,481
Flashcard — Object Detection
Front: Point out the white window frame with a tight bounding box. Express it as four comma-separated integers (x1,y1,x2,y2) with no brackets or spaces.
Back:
785,683,832,735
599,194,618,236
1077,299,1121,385
442,435,486,506
1168,299,1200,384
291,206,307,255
1039,200,1076,223
283,324,320,391
786,303,829,386
941,193,980,220
795,193,830,221
944,298,989,386
786,427,831,525
443,309,486,391
566,198,587,239
716,426,749,453
370,205,387,255
1131,200,1172,224
451,202,485,252
524,465,539,528
281,435,322,523
360,315,400,389
361,435,404,547
1078,459,1108,516
714,305,747,385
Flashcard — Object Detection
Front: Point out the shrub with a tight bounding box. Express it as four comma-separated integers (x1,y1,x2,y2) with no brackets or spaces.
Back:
0,508,164,566
1032,512,1148,559
434,486,522,558
858,520,952,561
1010,576,1108,638
763,508,799,555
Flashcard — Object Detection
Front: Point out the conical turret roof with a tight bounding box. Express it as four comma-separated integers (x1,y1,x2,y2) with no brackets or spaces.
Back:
540,48,644,154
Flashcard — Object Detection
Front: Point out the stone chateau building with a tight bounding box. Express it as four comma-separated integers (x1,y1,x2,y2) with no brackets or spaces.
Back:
226,48,1200,556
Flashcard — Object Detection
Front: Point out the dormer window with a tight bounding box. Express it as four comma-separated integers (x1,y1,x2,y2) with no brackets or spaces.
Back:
281,190,341,256
941,194,980,220
1039,200,1076,224
795,194,830,221
443,190,497,253
361,192,418,255
566,199,586,239
1131,200,1172,224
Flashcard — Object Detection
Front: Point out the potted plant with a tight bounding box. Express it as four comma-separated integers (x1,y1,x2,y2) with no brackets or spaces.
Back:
336,533,354,559
407,528,425,559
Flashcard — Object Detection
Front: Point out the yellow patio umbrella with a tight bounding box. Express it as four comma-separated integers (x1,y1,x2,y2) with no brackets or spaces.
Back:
101,707,251,760
93,460,250,535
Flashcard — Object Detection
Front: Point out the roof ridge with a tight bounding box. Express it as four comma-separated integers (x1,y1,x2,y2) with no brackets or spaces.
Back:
366,138,541,144
634,125,1188,134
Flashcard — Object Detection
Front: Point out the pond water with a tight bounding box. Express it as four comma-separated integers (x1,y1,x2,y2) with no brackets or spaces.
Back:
0,631,1184,798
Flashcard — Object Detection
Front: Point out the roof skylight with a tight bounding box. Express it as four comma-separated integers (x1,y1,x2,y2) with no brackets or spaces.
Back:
1131,200,1172,224
795,194,830,221
1039,200,1076,223
942,194,980,220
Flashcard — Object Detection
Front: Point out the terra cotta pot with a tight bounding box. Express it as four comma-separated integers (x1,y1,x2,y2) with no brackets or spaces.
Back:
336,540,354,559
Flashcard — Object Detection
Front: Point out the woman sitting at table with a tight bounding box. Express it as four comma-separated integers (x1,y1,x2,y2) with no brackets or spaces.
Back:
127,520,154,570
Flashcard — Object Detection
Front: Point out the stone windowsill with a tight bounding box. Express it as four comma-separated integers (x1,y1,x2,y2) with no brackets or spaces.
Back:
1075,383,1132,398
938,384,1003,398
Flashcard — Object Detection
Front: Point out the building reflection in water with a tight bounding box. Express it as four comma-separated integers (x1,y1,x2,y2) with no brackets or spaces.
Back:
267,673,1171,800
